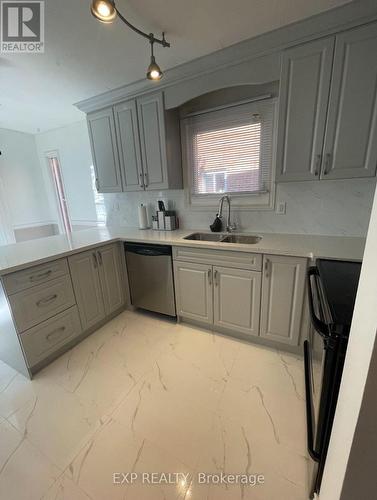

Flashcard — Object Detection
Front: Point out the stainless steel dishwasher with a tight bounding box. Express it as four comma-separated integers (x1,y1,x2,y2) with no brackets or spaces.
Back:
125,243,176,317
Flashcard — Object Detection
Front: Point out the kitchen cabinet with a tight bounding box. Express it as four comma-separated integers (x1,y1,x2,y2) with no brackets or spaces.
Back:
276,37,334,182
97,243,125,316
69,243,126,331
136,92,182,190
213,266,261,337
173,261,213,325
114,99,144,192
87,92,182,193
276,22,377,182
68,249,106,330
322,23,377,180
87,107,123,193
260,255,307,346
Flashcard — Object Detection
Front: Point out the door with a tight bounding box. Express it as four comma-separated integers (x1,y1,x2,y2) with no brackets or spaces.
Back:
137,92,168,190
87,107,123,193
46,151,72,234
173,261,213,324
260,255,307,345
213,266,261,337
97,244,125,316
321,22,377,180
68,250,106,330
276,37,334,182
114,100,144,191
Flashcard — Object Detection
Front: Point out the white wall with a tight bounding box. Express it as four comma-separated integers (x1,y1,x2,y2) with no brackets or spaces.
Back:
35,121,98,227
0,128,53,230
320,180,377,498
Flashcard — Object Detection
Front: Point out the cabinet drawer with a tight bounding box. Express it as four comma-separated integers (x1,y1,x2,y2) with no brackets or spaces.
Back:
173,246,262,271
20,306,82,367
3,259,69,295
9,275,76,333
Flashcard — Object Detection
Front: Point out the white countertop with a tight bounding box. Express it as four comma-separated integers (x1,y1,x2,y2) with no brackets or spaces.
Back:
0,227,365,276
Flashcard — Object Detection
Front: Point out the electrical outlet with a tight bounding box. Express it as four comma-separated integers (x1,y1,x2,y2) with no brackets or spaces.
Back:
276,202,286,215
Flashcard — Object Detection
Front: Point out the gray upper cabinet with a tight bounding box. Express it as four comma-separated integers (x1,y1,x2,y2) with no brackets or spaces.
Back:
137,92,182,190
276,37,334,182
114,100,144,191
87,107,123,193
321,23,377,180
277,21,377,183
87,92,182,193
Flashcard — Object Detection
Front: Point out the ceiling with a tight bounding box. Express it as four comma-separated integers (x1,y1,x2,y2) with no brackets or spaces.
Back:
0,0,351,134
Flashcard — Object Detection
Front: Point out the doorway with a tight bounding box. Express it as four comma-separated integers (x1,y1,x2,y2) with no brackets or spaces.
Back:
46,151,72,234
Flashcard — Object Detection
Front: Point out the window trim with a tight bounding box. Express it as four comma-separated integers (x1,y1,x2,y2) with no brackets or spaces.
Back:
181,97,277,211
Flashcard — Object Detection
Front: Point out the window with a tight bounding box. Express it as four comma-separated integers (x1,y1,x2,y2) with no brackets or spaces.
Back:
90,165,107,225
182,98,276,208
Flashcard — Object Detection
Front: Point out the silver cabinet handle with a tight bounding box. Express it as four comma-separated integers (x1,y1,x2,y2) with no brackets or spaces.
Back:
37,294,58,307
92,252,98,269
214,270,219,287
95,178,100,191
46,326,66,341
314,154,322,176
29,269,52,282
323,153,332,175
264,259,270,278
97,250,103,266
139,172,144,188
144,172,148,188
208,268,212,286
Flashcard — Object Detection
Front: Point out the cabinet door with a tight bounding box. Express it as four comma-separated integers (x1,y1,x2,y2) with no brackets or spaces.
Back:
87,107,123,192
97,244,125,316
260,255,307,346
173,262,213,324
137,92,169,190
213,266,261,337
276,37,334,182
114,100,144,191
322,23,377,180
68,250,106,331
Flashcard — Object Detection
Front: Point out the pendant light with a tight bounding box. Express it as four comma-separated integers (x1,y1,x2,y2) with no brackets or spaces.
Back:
90,0,170,81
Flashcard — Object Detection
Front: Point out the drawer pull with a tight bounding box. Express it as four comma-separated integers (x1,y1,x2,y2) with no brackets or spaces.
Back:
29,270,52,282
46,326,66,341
36,294,58,307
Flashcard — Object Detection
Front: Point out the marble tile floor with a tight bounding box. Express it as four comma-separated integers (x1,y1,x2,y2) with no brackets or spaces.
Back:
0,310,310,500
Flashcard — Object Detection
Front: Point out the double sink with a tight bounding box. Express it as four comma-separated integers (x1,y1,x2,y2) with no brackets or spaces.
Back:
184,233,262,245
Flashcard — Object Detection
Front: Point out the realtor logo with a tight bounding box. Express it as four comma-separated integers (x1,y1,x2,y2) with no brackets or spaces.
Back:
1,1,44,53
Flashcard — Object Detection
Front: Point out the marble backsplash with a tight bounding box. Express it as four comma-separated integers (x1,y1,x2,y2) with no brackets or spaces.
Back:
104,178,376,237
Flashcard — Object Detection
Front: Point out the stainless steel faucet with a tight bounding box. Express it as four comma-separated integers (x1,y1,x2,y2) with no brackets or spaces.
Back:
218,195,237,232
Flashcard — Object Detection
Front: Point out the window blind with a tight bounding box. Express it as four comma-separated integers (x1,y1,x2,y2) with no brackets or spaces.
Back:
183,99,275,196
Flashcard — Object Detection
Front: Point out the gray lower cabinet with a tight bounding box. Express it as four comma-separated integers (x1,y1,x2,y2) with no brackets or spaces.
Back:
97,244,125,316
68,249,106,330
276,37,334,182
213,266,261,337
260,255,307,346
68,243,125,331
321,22,377,180
173,248,307,348
87,107,123,193
173,261,213,325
